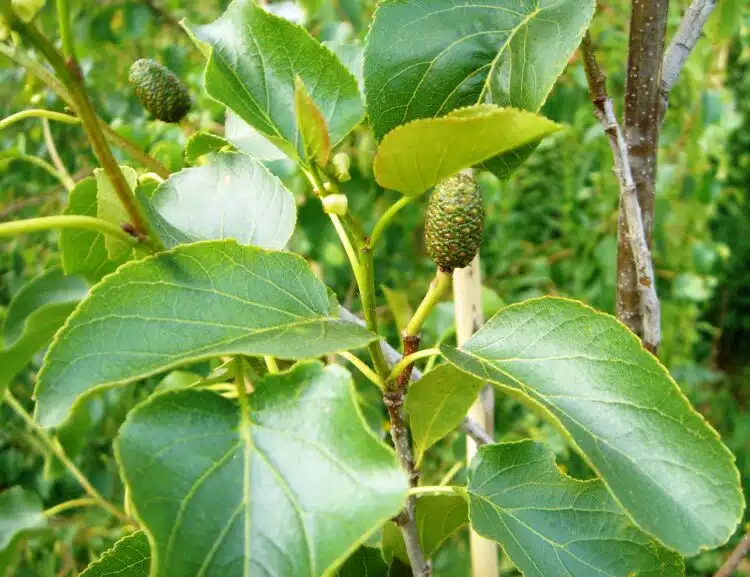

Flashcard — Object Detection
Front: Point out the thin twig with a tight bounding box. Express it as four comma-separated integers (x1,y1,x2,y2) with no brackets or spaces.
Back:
4,391,129,522
338,306,493,447
661,0,718,119
42,118,75,191
581,33,661,353
714,530,750,577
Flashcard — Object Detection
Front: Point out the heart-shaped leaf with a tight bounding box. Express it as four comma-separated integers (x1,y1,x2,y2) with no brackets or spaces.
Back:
34,240,378,428
141,152,296,249
382,495,468,566
186,0,363,160
0,487,47,574
442,297,744,555
364,0,595,140
116,362,407,577
79,531,150,577
373,104,560,195
0,267,87,393
468,441,684,577
60,177,130,282
406,364,483,466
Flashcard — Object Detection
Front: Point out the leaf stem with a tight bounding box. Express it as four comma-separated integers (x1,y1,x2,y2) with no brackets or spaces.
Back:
233,357,250,412
329,213,365,290
389,348,440,383
43,497,96,517
337,352,383,389
0,108,80,131
9,154,69,186
0,215,140,246
370,196,412,249
55,0,75,60
407,485,461,498
263,356,279,374
404,270,452,337
438,462,463,486
3,390,128,522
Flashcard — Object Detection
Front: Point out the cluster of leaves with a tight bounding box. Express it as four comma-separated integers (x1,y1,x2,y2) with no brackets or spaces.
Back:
1,1,750,577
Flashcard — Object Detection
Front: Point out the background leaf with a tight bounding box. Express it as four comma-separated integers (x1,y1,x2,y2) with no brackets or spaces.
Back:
442,297,744,555
373,104,560,195
364,0,595,140
336,546,389,577
184,132,234,165
79,531,150,577
406,364,483,466
0,487,47,574
142,152,297,249
0,267,87,392
382,495,468,566
60,178,130,282
187,0,363,160
95,167,138,260
468,441,684,577
116,362,407,577
34,240,378,428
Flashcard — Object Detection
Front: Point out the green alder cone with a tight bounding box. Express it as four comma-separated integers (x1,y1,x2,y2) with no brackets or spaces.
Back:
128,59,191,123
424,173,485,271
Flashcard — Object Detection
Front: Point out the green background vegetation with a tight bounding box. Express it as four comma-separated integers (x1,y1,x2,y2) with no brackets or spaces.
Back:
1,1,748,575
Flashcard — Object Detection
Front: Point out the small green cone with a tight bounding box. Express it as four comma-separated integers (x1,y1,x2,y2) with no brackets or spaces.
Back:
424,173,485,272
128,59,191,123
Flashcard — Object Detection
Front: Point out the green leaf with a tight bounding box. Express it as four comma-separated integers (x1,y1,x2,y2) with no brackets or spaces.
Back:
336,546,388,577
34,240,378,428
224,111,287,162
406,364,483,467
95,166,138,260
184,132,234,165
116,362,407,577
382,495,468,566
141,152,297,250
60,177,129,282
186,0,363,160
0,487,47,574
0,267,87,392
468,441,684,577
442,297,744,555
364,0,595,140
325,41,363,91
3,267,87,348
373,104,560,195
79,531,150,577
295,76,331,167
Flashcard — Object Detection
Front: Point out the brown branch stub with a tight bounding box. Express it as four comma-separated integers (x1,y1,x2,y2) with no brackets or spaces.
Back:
461,416,493,446
581,32,661,353
714,530,750,577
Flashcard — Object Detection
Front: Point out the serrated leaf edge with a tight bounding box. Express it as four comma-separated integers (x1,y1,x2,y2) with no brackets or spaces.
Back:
442,295,745,555
33,239,377,428
113,361,406,577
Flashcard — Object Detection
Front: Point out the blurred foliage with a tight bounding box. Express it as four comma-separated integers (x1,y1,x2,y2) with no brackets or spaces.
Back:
0,1,749,576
